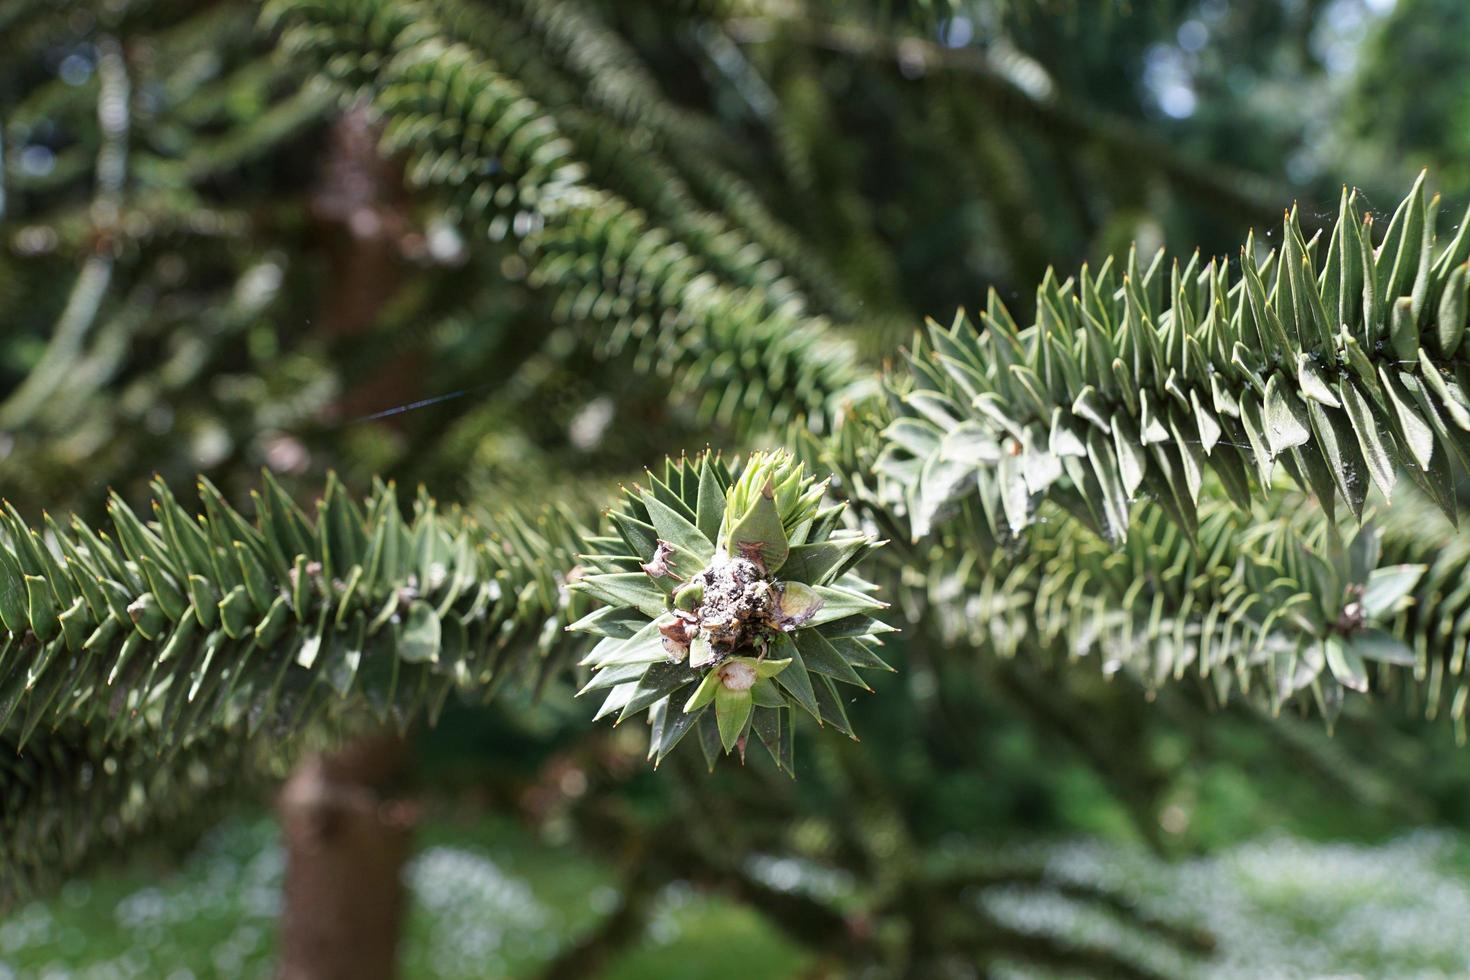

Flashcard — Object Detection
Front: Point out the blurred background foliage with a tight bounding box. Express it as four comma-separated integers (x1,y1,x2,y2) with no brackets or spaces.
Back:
5,0,1470,976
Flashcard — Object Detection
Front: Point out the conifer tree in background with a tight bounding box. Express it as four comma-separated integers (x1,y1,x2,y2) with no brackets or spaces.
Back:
3,0,1470,975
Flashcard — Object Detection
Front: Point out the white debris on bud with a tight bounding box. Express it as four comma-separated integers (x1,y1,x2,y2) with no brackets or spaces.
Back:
717,660,757,692
693,556,771,653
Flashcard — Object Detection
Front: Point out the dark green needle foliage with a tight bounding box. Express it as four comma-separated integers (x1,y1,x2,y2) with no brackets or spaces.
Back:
0,473,589,755
3,174,1467,827
867,177,1470,733
6,0,1470,968
570,450,892,772
884,174,1470,544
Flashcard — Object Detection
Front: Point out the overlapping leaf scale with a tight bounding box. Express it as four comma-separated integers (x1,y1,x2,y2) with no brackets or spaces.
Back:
1372,494,1470,742
460,0,863,319
264,0,870,436
911,491,1409,720
0,473,589,752
368,26,786,314
569,452,894,774
807,400,1446,730
886,175,1470,543
423,0,838,319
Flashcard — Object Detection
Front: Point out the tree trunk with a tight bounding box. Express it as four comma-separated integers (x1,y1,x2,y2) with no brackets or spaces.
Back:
277,731,417,980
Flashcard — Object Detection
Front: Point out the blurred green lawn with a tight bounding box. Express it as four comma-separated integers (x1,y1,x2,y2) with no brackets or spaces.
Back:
6,811,1470,979
0,813,812,980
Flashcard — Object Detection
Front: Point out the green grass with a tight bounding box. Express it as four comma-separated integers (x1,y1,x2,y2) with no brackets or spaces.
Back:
605,891,811,980
0,811,809,979
6,815,1470,978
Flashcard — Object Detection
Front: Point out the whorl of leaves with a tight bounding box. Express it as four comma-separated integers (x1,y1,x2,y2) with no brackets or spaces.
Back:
569,451,893,773
884,174,1470,543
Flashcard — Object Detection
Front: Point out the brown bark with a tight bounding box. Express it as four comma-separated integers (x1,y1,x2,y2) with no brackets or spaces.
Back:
309,104,425,425
276,732,418,980
272,104,425,980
